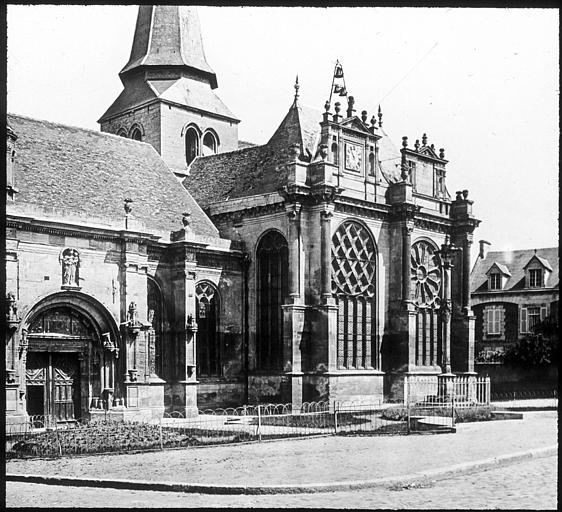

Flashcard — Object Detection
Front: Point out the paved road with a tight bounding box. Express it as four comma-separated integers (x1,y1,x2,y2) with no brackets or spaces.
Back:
6,455,557,509
6,412,557,487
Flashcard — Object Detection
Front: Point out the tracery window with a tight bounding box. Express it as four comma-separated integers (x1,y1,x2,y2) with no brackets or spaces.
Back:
256,231,288,371
196,281,220,377
332,220,377,369
147,279,163,377
130,128,142,141
410,240,442,366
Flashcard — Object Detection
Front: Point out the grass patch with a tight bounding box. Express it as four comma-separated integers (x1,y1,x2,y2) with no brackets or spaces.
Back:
381,405,492,423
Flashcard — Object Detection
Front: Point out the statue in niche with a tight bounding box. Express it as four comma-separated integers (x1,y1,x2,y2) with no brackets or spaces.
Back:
61,248,80,286
6,291,19,322
128,301,138,325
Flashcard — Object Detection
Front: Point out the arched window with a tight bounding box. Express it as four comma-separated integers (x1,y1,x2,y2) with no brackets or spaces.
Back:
116,129,128,138
331,142,339,165
202,131,218,156
196,282,220,377
185,127,200,166
256,231,288,371
369,150,375,176
332,221,377,369
410,240,442,366
130,128,142,141
147,278,163,378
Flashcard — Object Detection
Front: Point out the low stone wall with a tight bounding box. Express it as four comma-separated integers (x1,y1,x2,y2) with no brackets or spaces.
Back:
476,363,557,393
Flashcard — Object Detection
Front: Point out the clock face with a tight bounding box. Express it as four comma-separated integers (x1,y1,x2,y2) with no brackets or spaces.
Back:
345,143,363,172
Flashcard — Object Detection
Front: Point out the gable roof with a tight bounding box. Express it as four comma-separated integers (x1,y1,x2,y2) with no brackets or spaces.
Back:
470,247,559,293
485,262,511,276
7,113,218,238
523,254,554,272
184,99,406,207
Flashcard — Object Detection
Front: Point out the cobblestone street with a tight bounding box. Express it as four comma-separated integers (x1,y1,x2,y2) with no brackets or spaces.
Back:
7,455,557,509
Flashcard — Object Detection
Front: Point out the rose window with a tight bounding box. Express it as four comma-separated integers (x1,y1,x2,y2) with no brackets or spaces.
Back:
410,240,441,307
332,221,376,297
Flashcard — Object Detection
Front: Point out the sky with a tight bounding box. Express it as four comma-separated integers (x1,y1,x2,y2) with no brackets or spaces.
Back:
6,6,559,255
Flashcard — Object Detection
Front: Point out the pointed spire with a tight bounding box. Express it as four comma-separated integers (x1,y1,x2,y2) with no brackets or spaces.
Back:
120,6,218,89
293,75,300,104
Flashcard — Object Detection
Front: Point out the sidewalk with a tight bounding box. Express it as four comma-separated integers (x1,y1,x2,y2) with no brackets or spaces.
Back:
6,411,557,493
490,398,558,410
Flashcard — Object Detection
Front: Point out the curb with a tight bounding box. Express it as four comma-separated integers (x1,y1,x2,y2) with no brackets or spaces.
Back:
6,445,557,495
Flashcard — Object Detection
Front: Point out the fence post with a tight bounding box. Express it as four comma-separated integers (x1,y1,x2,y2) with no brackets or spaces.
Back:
406,395,411,434
404,376,408,406
333,405,338,435
159,418,163,451
486,377,491,405
257,404,262,442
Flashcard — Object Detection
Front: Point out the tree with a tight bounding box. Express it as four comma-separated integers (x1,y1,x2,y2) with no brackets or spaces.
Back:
503,315,558,368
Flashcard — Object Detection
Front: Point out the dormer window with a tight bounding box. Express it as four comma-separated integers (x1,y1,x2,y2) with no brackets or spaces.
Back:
529,269,542,287
489,273,502,290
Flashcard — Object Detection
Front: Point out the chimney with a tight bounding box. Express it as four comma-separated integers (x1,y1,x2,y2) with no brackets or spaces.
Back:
478,240,491,259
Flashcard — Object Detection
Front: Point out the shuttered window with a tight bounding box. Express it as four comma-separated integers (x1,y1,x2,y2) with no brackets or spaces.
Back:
485,306,502,335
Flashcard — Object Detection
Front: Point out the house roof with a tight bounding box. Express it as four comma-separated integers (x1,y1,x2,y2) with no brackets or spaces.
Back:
523,254,554,272
485,262,511,276
7,113,219,238
184,99,405,207
470,247,559,293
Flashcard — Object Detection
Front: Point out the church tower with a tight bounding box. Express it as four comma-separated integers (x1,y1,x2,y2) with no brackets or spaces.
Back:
99,6,240,177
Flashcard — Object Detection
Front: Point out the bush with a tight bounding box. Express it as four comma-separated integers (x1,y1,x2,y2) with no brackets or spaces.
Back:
503,316,558,368
380,405,491,423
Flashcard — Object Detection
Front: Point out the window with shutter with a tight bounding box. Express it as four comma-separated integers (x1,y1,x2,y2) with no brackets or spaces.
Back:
540,307,547,321
520,307,528,333
485,306,502,335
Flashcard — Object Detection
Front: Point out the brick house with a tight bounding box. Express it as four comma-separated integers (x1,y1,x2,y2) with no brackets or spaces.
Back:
470,242,559,363
5,5,480,426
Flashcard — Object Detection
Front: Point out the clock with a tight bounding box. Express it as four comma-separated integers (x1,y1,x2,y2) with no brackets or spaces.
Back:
345,143,363,172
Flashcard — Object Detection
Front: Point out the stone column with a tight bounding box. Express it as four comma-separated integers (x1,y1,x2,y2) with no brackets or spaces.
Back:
402,224,413,302
462,236,473,314
441,257,452,375
283,203,304,408
320,205,335,303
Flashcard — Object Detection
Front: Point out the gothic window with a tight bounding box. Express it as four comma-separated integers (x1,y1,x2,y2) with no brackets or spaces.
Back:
116,129,128,138
185,127,200,166
410,240,442,366
130,128,142,141
256,231,288,371
331,221,377,369
196,281,220,377
147,278,163,377
202,131,218,156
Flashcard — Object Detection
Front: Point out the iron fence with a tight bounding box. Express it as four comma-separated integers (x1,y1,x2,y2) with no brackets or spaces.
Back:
491,388,558,407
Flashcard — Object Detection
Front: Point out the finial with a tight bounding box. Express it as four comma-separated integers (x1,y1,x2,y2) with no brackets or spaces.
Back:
370,115,377,127
124,198,133,215
534,248,537,254
439,148,445,159
422,133,428,146
324,100,330,112
430,143,435,152
346,96,355,118
334,102,341,114
402,136,408,148
182,210,191,228
462,189,469,200
378,105,383,127
414,139,420,151
294,75,300,102
361,110,368,123
455,190,462,201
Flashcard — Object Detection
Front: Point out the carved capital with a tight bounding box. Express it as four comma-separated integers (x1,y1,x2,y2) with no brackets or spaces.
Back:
320,206,334,221
285,202,302,222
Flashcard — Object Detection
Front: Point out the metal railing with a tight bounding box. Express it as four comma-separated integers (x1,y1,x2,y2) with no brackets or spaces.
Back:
404,375,491,407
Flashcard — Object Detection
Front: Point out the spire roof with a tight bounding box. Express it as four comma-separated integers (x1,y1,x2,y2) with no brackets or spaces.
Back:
120,6,218,89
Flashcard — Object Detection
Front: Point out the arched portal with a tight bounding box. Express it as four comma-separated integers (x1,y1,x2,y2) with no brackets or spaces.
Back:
20,292,121,425
332,220,378,369
185,127,200,165
256,231,288,371
195,281,220,377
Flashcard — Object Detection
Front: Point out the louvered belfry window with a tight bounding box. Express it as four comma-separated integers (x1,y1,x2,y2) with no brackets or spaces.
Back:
332,221,378,369
256,231,289,371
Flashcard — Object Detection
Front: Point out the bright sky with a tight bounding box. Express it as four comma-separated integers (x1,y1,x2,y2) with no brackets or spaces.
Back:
7,6,559,254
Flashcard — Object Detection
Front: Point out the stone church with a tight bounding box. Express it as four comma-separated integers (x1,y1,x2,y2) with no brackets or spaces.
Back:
5,5,480,425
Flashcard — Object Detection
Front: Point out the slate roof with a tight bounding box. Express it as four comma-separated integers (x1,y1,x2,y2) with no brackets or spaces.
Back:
470,247,559,293
7,113,219,238
485,262,511,276
184,100,405,207
120,6,217,88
